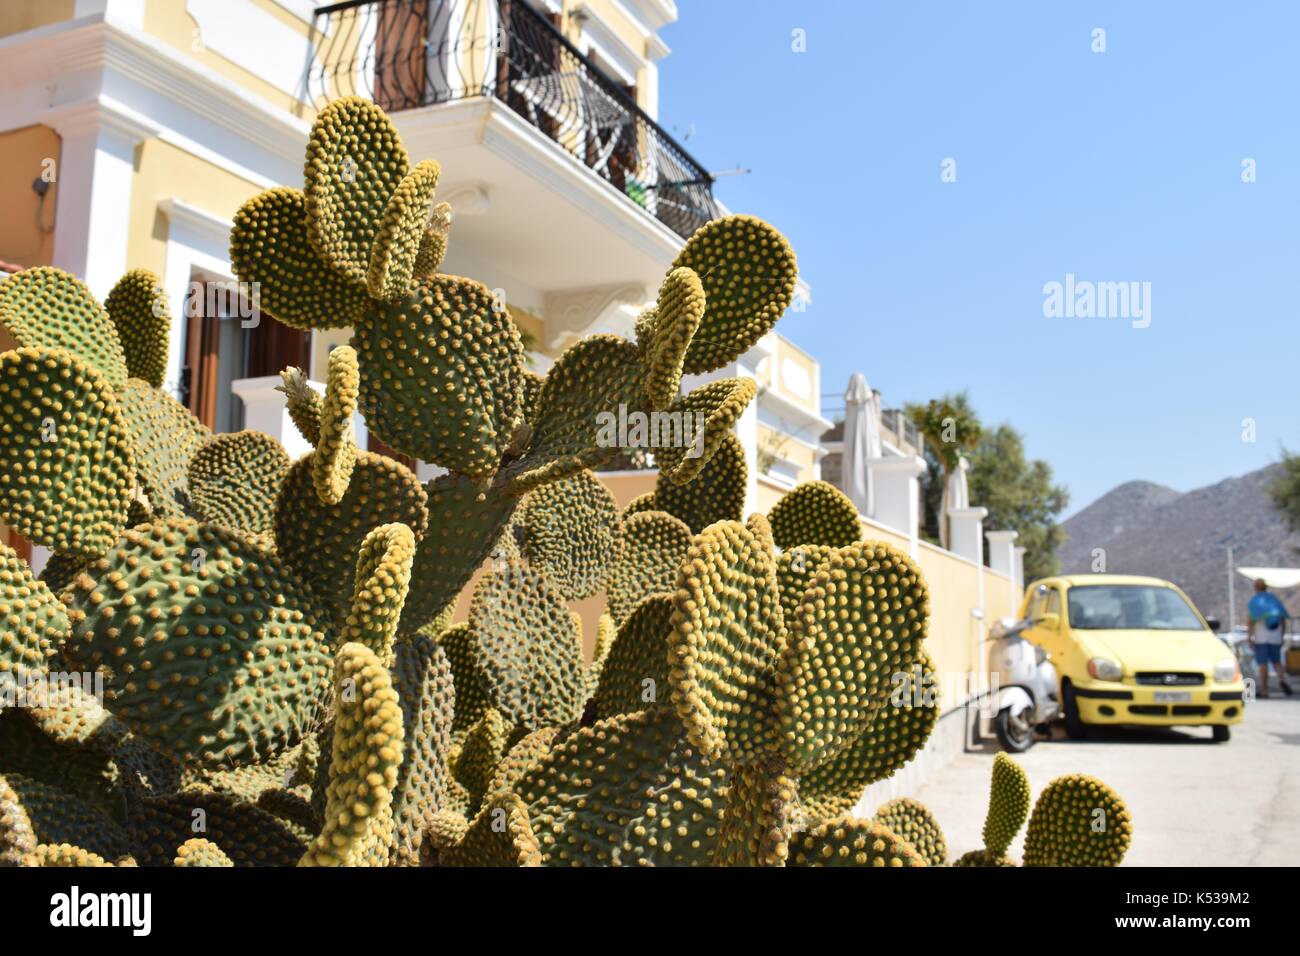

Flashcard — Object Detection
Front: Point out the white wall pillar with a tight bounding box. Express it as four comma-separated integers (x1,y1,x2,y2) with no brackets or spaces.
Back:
948,506,987,566
45,100,158,301
867,455,927,556
986,529,1020,613
1013,545,1027,595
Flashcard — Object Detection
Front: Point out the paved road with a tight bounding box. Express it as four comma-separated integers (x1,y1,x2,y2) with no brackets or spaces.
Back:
909,695,1300,866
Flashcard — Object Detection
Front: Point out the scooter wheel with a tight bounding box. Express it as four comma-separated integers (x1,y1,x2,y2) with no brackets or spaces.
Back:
995,707,1035,752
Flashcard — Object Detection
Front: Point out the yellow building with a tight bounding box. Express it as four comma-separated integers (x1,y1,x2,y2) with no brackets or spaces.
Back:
0,0,1025,804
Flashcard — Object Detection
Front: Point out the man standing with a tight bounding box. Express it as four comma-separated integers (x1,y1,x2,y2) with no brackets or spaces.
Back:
1247,578,1293,698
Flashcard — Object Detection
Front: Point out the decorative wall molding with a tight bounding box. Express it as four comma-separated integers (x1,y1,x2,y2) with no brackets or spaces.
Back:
543,281,648,350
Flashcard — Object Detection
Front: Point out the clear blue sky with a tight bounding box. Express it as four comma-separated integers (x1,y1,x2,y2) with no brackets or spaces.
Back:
658,1,1299,516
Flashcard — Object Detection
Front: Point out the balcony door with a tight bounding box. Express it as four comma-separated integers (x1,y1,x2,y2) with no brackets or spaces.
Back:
182,270,310,433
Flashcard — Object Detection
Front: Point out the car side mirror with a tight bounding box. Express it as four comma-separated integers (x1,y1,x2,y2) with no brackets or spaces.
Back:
1204,617,1221,632
1036,612,1061,630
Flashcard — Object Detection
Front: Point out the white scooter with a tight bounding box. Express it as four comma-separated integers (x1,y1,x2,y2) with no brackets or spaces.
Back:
987,616,1061,752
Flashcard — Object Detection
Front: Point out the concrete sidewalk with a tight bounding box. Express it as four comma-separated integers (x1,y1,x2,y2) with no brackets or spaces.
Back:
904,695,1300,866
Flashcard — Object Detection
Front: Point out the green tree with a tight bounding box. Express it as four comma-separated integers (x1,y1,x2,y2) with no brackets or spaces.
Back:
906,392,982,544
968,424,1070,582
1269,449,1300,531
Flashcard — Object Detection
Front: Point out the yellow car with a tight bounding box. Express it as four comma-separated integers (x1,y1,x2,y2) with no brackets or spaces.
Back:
1019,574,1246,742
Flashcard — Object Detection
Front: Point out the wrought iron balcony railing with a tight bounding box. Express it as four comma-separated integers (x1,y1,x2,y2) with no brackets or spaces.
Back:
309,0,718,240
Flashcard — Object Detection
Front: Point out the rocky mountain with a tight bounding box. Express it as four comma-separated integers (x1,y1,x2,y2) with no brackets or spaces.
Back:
1058,465,1300,627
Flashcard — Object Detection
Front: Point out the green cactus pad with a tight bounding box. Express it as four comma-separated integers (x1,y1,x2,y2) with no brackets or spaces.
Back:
0,347,135,557
485,725,561,801
398,473,518,633
303,96,410,282
127,791,308,866
103,269,170,388
339,522,415,663
0,774,38,866
301,642,405,866
768,480,862,550
587,611,617,696
119,378,211,519
229,187,370,331
622,492,658,520
797,652,939,820
1,772,131,861
173,837,234,867
984,752,1031,856
874,797,947,866
38,551,88,596
512,707,728,866
712,756,796,866
787,817,926,868
274,450,428,623
187,430,290,535
389,634,455,865
1023,774,1133,867
368,159,441,301
593,594,674,717
467,564,586,730
606,510,692,627
31,842,119,867
312,345,360,505
60,518,334,770
775,540,929,775
413,202,453,278
653,431,747,533
504,335,646,494
452,707,509,813
775,542,835,625
672,215,798,375
654,377,756,486
953,848,1017,867
515,469,619,600
352,274,524,476
275,366,322,446
0,542,66,680
641,266,706,408
437,622,492,742
667,520,785,763
0,267,128,390
438,791,541,867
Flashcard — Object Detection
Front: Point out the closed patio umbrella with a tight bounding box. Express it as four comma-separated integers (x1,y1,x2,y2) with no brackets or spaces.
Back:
842,372,880,517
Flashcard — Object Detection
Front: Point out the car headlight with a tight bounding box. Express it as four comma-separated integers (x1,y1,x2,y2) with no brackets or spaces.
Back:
1087,657,1124,681
1214,658,1239,683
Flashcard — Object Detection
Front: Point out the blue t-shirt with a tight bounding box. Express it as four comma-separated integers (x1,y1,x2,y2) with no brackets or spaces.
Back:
1248,591,1289,641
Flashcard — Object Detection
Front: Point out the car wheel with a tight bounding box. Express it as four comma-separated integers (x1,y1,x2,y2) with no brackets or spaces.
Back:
996,706,1035,752
1212,725,1230,743
1062,681,1088,740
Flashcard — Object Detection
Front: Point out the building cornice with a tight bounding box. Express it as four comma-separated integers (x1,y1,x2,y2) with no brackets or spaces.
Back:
158,197,234,253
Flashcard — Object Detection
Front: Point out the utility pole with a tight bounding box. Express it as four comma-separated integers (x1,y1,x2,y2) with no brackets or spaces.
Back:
1226,546,1236,632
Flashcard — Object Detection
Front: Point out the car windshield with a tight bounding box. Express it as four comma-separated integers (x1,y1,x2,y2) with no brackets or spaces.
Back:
1066,585,1205,631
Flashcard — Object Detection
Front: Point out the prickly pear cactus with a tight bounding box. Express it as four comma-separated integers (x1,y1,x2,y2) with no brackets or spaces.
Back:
0,95,1131,869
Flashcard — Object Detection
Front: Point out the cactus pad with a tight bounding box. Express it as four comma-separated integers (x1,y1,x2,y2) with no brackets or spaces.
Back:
467,564,586,730
352,275,524,475
672,215,798,375
104,269,170,388
119,378,211,519
312,345,360,505
653,431,747,534
0,347,135,556
667,520,785,763
127,791,308,866
0,267,128,390
368,159,441,301
60,518,334,769
593,594,674,717
983,752,1031,856
654,377,756,485
229,187,369,331
874,797,947,866
0,543,66,680
512,708,728,866
174,837,234,867
1023,774,1132,867
641,266,706,408
788,817,926,868
187,430,290,535
340,522,415,663
712,756,796,866
606,510,692,627
389,635,456,864
768,480,862,550
775,540,929,775
301,642,405,866
515,469,619,600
